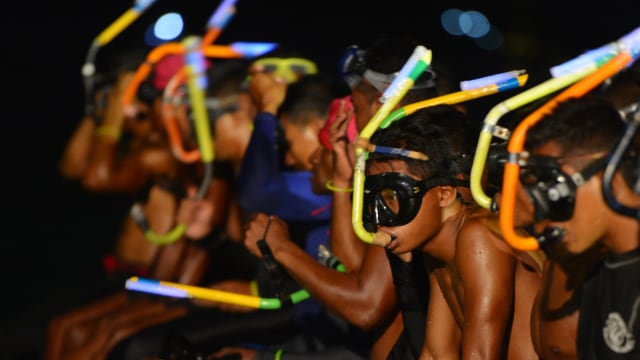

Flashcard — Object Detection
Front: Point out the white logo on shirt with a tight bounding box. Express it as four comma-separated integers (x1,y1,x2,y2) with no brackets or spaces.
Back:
603,312,635,353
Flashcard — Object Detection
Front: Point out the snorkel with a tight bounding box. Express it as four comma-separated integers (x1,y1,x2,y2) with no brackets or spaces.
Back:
122,1,276,244
602,101,640,220
82,0,159,118
352,48,528,244
125,276,310,309
499,27,640,251
468,64,616,211
160,0,238,163
352,45,433,245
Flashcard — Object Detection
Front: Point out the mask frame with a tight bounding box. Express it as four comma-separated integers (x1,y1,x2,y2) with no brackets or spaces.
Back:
338,45,437,93
521,153,609,222
363,172,450,227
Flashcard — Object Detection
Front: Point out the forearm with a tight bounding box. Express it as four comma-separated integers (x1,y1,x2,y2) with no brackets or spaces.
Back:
59,116,96,179
330,191,366,271
273,241,393,330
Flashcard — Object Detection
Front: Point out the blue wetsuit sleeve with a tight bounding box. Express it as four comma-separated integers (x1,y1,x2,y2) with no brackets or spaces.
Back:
237,112,332,221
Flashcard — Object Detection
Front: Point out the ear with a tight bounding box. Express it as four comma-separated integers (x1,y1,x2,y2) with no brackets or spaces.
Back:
437,185,458,208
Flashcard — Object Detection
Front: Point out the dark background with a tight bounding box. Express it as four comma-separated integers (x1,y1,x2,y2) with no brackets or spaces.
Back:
1,0,637,335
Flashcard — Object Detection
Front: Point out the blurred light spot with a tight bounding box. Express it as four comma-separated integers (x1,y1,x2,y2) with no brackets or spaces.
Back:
464,11,490,38
144,12,183,46
474,26,503,50
441,8,465,36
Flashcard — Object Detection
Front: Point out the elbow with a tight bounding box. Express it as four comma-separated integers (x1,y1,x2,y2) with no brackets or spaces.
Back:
350,306,394,331
81,167,113,192
340,294,396,331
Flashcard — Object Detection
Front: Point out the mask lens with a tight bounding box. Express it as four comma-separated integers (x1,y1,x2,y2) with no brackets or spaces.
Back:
379,188,401,214
521,156,576,221
364,172,428,227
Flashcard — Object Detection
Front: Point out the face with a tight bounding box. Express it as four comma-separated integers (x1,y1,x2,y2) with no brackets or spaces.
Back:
309,144,333,195
366,159,445,256
530,141,609,254
213,93,255,162
279,115,322,171
351,88,378,133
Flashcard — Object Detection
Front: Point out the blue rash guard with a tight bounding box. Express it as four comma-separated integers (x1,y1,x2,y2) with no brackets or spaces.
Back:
237,112,332,222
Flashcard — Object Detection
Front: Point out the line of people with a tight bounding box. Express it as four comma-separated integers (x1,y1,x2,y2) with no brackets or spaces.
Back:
8,32,638,360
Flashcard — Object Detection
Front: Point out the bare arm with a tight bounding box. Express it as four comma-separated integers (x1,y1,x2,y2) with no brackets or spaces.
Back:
328,105,366,270
422,269,461,359
81,71,177,193
456,216,516,359
245,213,398,330
59,115,96,179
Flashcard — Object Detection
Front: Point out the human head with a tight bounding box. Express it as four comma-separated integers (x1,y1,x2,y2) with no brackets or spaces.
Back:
524,96,632,253
339,36,442,132
90,48,148,122
277,73,336,171
364,105,475,255
249,46,318,84
204,58,256,165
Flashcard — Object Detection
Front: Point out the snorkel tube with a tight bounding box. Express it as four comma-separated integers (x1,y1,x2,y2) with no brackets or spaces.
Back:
122,41,276,117
82,0,158,117
352,46,432,245
469,67,609,211
160,0,238,163
130,35,218,245
352,56,531,244
379,71,528,130
201,0,236,45
499,27,640,251
125,276,310,309
602,102,640,220
125,244,347,309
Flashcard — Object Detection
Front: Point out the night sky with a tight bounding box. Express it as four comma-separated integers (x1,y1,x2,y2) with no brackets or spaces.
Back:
2,0,637,326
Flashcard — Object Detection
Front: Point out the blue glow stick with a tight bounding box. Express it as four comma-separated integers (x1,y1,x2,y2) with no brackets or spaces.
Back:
132,0,158,12
207,0,237,29
617,27,640,59
460,70,526,91
551,26,640,77
230,42,278,58
380,45,428,103
125,277,190,298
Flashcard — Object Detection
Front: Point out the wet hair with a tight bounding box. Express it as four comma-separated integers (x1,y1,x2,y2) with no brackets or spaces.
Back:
367,104,476,182
526,96,624,154
526,96,636,187
276,73,336,126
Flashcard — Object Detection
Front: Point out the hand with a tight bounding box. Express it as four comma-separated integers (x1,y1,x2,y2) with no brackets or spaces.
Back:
176,187,215,240
106,72,135,126
243,213,291,259
329,100,356,186
247,70,287,115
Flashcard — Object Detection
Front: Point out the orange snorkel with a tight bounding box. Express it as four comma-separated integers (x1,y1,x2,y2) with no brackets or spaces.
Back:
82,0,159,117
159,0,237,163
499,27,640,251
